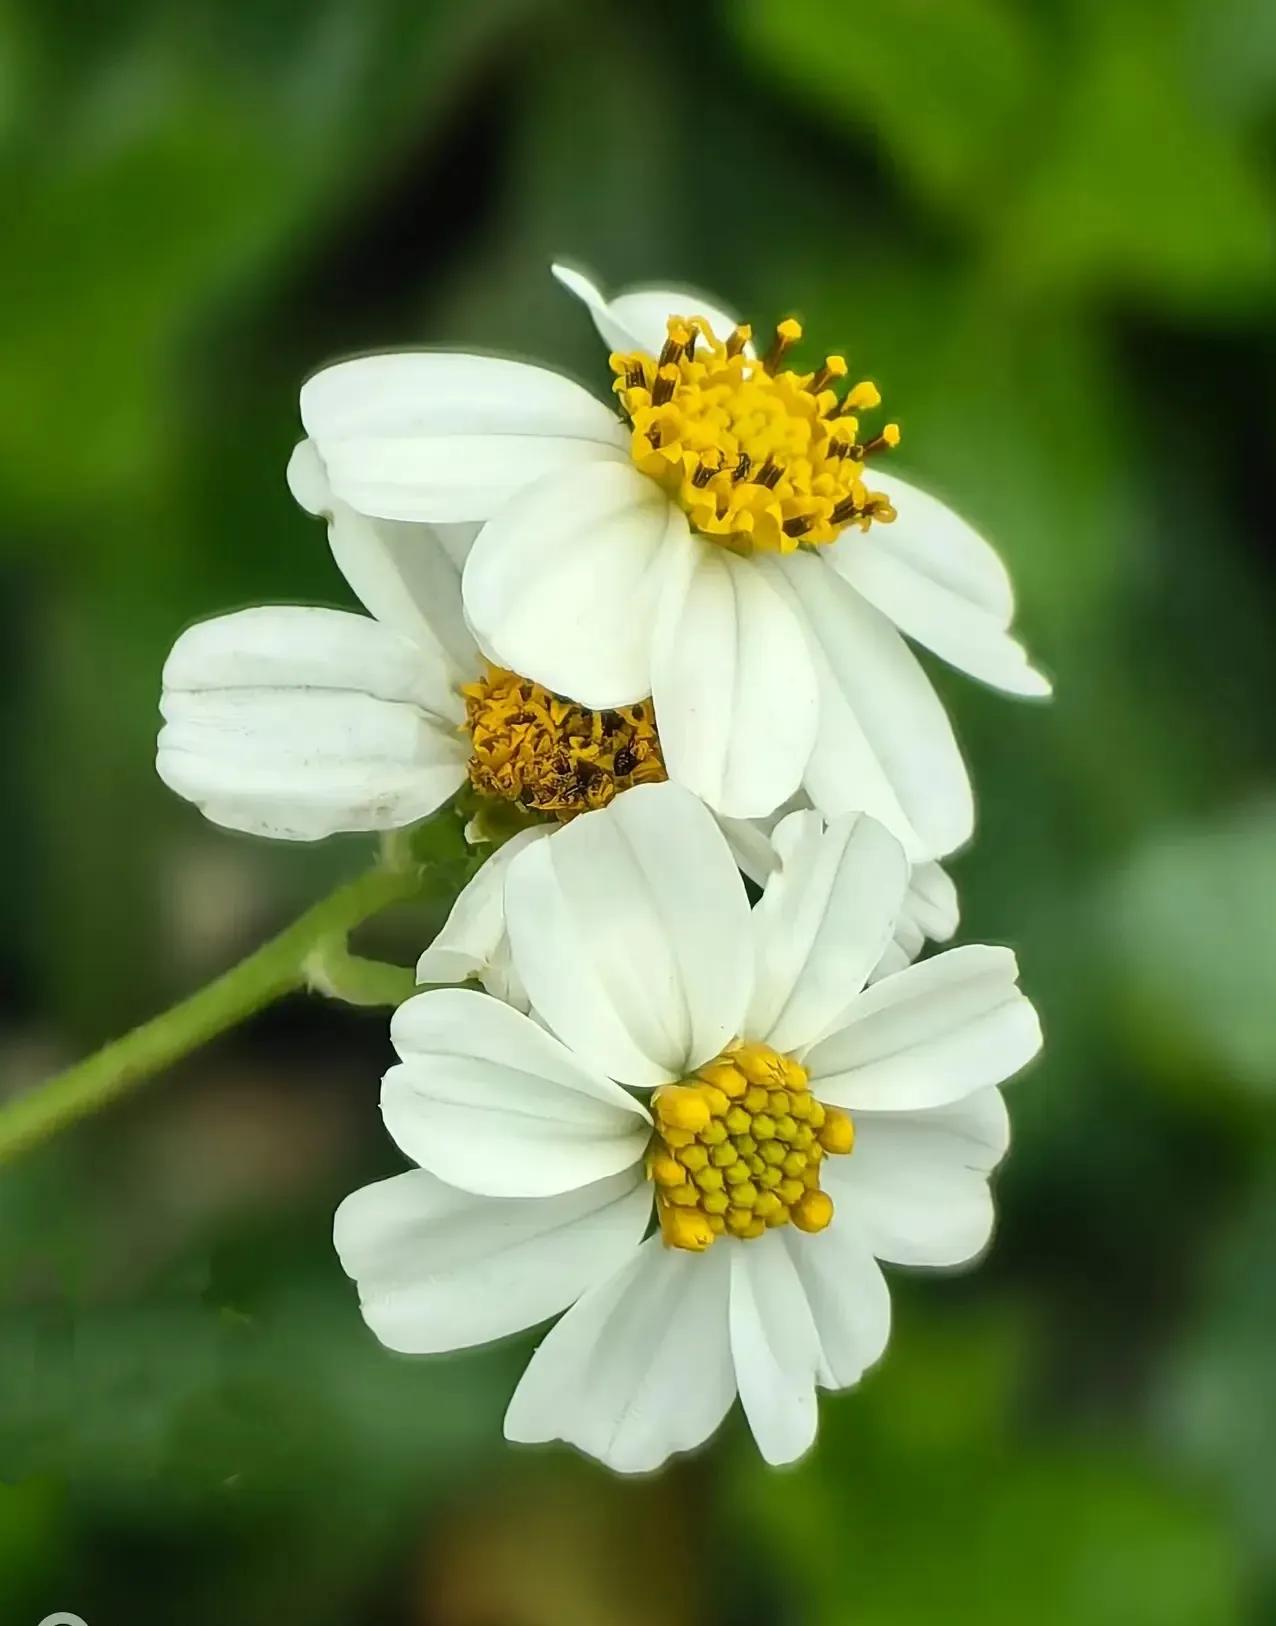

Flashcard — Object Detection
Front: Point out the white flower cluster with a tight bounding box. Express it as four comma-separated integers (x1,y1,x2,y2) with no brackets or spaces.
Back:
157,265,1047,1472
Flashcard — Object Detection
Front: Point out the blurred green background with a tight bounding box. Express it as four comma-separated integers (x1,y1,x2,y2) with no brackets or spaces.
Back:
2,0,1275,1620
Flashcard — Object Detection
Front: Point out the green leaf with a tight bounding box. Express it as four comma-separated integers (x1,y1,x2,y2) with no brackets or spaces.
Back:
1000,2,1276,311
1102,801,1276,1100
732,1308,1244,1626
730,0,1040,224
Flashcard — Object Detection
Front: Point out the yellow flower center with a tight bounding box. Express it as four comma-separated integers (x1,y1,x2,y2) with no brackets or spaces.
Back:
463,663,665,821
648,1042,854,1251
611,315,900,554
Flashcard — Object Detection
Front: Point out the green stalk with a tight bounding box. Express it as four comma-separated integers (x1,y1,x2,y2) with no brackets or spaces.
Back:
0,861,424,1165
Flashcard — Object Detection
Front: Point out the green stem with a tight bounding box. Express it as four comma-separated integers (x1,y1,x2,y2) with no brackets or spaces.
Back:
303,936,419,1009
0,861,425,1165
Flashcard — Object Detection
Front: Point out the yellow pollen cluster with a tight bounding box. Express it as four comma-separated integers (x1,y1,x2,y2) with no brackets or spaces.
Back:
463,664,665,820
611,315,900,553
648,1042,854,1252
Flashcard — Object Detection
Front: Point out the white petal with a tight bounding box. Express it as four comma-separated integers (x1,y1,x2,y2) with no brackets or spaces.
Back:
300,351,625,443
823,1088,1010,1266
383,989,650,1198
157,606,466,840
716,813,782,886
463,459,693,709
746,810,910,1053
325,498,479,677
652,548,820,820
551,263,749,356
289,436,478,676
729,1236,822,1466
415,825,555,1003
320,434,626,525
505,783,752,1088
333,1164,651,1354
805,945,1042,1112
780,550,974,862
869,861,960,983
286,436,331,515
713,794,808,886
299,352,626,523
504,1236,735,1474
831,472,1051,697
783,1224,892,1390
902,860,960,942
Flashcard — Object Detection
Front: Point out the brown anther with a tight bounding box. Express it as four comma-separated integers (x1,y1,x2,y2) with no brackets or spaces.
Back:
810,355,848,394
625,363,647,391
725,323,752,358
657,328,687,371
754,455,783,490
830,495,865,525
763,317,803,373
692,459,717,489
733,451,752,482
863,425,901,456
651,364,679,407
783,515,814,538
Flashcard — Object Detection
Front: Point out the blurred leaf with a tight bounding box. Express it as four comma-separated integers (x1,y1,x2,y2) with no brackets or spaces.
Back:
0,0,536,530
732,0,1276,312
733,1308,1244,1626
1180,0,1276,126
1160,1171,1276,1571
1103,801,1276,1100
731,0,1040,225
0,1479,66,1616
1000,1,1276,310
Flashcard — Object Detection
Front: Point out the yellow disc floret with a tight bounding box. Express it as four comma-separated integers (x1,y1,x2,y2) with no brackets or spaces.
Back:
463,663,665,820
648,1042,854,1250
611,314,900,554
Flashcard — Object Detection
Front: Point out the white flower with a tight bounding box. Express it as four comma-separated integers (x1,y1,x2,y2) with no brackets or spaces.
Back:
335,782,1041,1473
156,448,663,840
416,807,958,1010
294,264,1050,857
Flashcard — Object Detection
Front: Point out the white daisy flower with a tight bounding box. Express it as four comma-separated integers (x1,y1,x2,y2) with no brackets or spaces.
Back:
155,448,665,841
155,446,956,978
334,782,1041,1473
415,803,958,1011
293,263,1050,855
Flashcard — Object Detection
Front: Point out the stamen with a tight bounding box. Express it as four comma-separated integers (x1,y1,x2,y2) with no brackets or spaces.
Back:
843,380,881,413
657,323,689,371
810,355,848,395
609,310,899,550
763,317,803,373
754,454,783,489
862,424,901,455
725,323,752,358
830,494,865,526
651,364,679,407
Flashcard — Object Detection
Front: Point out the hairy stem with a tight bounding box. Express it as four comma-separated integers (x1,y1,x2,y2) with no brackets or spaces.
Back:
0,860,425,1165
